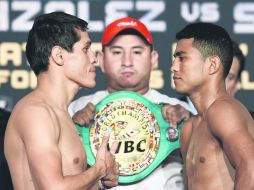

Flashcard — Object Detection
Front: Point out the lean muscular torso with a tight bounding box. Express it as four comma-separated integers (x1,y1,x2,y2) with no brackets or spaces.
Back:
185,117,234,190
5,93,87,190
181,98,254,190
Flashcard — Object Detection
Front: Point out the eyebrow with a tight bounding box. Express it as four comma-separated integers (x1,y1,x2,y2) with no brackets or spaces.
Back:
132,46,145,50
173,51,186,58
109,45,123,50
84,41,92,47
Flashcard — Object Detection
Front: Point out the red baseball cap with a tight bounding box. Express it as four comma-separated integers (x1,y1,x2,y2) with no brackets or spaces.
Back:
102,17,153,46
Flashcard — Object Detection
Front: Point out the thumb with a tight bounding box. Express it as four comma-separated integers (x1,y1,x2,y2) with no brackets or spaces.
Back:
100,133,110,150
110,141,119,154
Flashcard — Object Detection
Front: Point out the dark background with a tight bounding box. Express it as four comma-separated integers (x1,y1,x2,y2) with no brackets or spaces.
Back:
0,0,253,111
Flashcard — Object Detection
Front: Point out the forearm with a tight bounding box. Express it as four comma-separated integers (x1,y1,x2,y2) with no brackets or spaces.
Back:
59,164,104,190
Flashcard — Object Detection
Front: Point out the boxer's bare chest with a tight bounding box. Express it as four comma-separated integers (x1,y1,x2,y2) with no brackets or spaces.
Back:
55,110,87,174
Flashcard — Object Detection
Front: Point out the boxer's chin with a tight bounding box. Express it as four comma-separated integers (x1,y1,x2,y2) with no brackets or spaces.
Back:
80,80,96,89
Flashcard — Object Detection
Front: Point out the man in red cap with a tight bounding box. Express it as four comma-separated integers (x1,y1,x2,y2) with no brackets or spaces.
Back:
69,17,192,189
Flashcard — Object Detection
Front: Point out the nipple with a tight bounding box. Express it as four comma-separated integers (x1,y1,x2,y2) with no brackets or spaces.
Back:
73,157,80,164
199,156,206,163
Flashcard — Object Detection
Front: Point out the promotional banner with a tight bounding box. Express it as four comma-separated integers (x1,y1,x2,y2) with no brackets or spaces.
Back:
0,0,253,111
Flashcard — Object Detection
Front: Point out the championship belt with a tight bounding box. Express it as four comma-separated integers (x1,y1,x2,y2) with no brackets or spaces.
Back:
76,91,183,183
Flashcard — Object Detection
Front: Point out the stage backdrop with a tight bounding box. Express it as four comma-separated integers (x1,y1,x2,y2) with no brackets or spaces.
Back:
0,0,253,111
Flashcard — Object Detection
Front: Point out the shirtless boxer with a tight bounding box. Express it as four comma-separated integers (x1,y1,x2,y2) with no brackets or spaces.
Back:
4,12,118,190
172,22,254,190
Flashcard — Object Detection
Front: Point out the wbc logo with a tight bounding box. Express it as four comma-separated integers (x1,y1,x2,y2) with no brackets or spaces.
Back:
90,98,160,176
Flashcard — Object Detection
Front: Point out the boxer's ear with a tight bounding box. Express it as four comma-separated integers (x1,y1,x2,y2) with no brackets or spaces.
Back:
51,46,64,66
208,55,220,75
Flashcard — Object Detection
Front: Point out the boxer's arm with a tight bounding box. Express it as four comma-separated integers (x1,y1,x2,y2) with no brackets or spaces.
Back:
72,102,95,126
19,105,117,190
207,102,254,190
162,104,190,129
180,118,193,189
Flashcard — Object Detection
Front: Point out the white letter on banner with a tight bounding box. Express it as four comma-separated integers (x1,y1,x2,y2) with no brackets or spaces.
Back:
200,2,219,22
136,1,166,32
181,2,200,22
44,1,74,15
234,2,254,34
0,0,9,31
77,1,104,32
105,1,133,25
12,1,41,31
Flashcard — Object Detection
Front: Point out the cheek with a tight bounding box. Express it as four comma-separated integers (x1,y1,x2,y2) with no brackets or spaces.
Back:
135,57,152,69
104,60,120,72
182,66,203,86
69,57,88,75
183,62,201,75
79,54,91,69
104,64,114,73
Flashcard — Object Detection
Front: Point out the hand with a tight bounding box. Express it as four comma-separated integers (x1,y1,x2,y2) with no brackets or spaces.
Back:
162,104,190,129
96,133,119,188
72,103,95,126
100,162,120,189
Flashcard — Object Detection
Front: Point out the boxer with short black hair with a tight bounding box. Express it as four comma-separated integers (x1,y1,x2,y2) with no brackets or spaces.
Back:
4,12,119,190
173,22,254,190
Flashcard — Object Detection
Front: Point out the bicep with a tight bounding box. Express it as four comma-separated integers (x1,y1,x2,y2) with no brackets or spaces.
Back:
19,107,62,188
208,106,254,169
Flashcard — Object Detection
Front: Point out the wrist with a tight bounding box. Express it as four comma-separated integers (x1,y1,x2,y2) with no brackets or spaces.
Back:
94,161,106,179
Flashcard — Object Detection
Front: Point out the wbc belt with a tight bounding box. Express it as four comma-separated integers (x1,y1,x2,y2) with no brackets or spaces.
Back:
76,91,182,183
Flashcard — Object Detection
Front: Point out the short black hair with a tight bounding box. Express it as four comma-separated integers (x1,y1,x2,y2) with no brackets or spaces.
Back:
26,12,88,75
176,22,233,78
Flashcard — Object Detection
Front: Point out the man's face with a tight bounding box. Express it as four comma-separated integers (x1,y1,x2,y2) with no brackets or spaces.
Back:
171,38,206,95
100,34,157,94
63,30,97,89
225,57,240,96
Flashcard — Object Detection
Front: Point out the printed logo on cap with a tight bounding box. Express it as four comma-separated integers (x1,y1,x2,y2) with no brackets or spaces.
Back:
117,21,137,27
